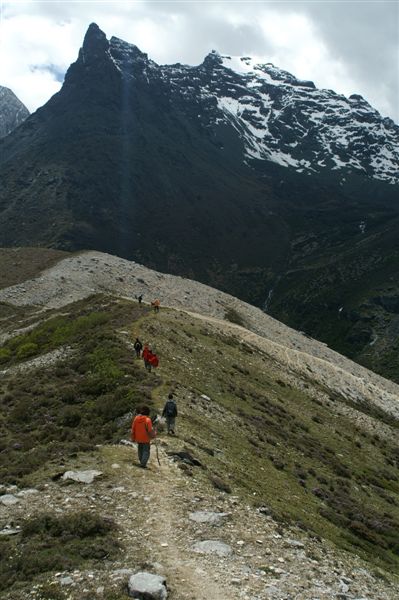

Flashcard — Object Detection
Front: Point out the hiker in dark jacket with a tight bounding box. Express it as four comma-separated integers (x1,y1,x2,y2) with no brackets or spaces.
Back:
162,393,178,435
134,337,143,358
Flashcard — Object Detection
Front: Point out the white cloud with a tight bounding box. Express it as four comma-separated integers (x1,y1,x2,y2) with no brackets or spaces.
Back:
0,11,83,110
0,1,397,122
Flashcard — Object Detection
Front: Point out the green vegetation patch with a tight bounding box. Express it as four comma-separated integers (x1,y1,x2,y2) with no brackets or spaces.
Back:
0,511,119,592
1,309,111,366
0,295,158,484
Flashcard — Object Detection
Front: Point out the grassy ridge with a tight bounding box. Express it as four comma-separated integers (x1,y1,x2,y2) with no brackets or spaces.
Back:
0,297,158,484
0,294,398,594
138,308,399,572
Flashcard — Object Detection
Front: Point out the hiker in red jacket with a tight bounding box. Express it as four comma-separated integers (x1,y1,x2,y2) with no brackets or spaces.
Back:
142,344,159,372
131,405,155,468
142,343,150,370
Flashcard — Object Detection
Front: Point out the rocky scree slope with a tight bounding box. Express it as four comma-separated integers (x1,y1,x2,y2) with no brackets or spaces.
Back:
0,86,29,139
0,250,399,598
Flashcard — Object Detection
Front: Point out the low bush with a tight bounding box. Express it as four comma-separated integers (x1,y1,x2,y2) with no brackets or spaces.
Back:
0,511,119,591
0,347,11,363
16,342,38,359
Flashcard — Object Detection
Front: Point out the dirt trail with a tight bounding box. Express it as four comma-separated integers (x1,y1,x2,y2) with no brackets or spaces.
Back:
96,436,399,600
104,442,241,600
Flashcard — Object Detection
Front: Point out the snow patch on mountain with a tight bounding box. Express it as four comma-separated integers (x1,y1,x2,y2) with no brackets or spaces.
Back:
213,54,399,183
85,28,399,185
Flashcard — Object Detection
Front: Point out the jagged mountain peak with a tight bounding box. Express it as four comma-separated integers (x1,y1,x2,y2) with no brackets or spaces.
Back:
0,85,29,138
80,22,109,59
216,54,316,89
109,35,150,65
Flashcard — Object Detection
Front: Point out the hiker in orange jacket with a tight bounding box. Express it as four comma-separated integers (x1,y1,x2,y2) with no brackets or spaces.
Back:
151,299,160,313
131,405,155,468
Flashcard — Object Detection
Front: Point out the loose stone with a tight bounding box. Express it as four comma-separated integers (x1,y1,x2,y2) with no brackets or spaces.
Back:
192,540,232,557
61,470,103,484
128,572,167,600
189,511,230,524
0,494,20,506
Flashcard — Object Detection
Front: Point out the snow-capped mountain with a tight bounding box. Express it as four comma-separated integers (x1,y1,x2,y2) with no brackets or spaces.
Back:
209,53,398,183
106,32,398,184
1,23,399,375
0,86,29,138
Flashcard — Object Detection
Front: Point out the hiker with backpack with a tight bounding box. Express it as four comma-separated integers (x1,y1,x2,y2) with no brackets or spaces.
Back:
142,343,159,372
162,393,178,435
133,337,143,358
151,299,160,313
131,405,156,468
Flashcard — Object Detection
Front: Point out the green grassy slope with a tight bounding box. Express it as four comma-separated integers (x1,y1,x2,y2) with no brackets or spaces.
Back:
0,295,398,595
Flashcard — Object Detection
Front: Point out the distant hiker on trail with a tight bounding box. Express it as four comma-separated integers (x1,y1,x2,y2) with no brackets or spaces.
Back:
138,294,143,305
151,299,160,313
142,343,150,370
162,393,178,435
133,337,143,358
131,405,156,468
142,344,159,372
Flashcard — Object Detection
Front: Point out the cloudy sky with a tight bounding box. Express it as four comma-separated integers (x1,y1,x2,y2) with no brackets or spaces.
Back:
1,0,398,122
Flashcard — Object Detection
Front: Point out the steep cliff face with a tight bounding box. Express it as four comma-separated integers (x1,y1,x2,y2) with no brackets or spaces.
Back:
0,24,398,375
0,86,29,138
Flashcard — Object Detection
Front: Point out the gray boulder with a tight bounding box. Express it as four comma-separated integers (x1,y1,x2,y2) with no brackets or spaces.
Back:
0,526,20,536
189,511,230,524
0,494,20,506
61,470,102,484
128,572,167,599
192,540,232,556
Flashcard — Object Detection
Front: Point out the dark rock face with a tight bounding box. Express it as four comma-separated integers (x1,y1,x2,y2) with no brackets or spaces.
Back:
0,86,29,138
0,24,399,379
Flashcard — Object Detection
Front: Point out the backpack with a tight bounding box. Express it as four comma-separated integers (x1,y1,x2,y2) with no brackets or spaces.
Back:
165,400,176,417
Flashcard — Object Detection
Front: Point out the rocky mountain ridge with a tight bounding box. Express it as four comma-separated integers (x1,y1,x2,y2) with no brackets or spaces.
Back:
0,86,29,138
2,445,398,600
85,24,399,183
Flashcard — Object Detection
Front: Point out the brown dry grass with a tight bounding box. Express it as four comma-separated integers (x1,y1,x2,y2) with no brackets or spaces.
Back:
0,247,69,289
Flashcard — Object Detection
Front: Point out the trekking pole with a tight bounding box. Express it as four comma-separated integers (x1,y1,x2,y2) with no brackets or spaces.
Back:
152,417,161,466
154,436,161,466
